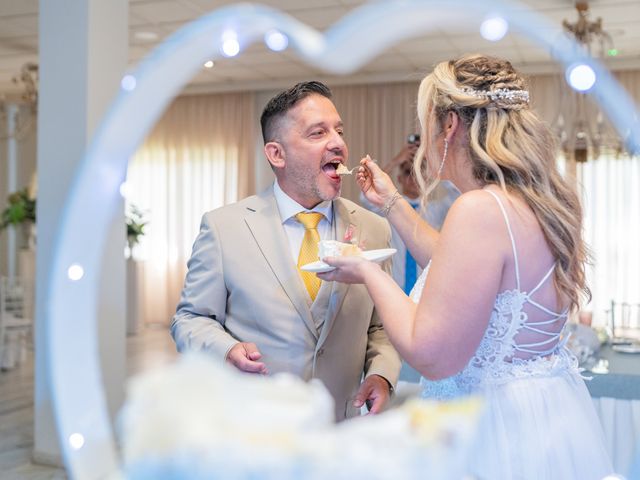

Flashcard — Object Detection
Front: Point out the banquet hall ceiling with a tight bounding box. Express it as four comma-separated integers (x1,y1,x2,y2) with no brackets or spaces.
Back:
1,0,639,98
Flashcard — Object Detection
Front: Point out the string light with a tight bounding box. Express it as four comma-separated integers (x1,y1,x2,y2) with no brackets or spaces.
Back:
69,433,85,450
567,64,596,92
67,264,84,281
480,16,508,42
265,30,289,51
221,30,240,57
121,75,137,92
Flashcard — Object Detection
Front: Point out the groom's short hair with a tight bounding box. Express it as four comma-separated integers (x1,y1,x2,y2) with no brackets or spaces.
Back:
260,81,332,144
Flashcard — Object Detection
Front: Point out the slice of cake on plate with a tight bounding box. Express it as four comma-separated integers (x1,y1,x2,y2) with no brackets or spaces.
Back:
318,240,362,259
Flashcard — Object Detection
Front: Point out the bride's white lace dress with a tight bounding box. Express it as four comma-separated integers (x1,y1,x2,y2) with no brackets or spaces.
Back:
410,190,613,479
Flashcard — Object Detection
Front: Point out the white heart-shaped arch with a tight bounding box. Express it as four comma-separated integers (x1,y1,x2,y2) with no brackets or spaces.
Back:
45,1,640,477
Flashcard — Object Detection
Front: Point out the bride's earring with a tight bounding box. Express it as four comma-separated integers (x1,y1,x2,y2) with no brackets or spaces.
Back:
436,138,448,177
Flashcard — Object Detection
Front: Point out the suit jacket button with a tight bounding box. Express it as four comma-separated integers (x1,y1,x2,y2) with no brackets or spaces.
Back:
317,348,324,356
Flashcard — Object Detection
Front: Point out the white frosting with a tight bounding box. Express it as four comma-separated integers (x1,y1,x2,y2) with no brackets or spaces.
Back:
318,240,361,258
118,354,334,464
119,354,482,479
335,163,353,175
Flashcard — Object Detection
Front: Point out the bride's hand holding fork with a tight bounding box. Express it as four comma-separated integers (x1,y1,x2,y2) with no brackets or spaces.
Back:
357,155,400,212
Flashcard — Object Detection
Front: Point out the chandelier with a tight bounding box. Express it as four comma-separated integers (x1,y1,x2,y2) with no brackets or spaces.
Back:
555,2,619,163
12,62,39,109
0,62,38,141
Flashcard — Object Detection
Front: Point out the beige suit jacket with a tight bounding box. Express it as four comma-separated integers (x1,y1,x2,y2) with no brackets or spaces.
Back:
171,186,401,420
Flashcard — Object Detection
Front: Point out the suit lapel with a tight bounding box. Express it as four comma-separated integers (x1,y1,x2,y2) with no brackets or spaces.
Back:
244,189,319,340
317,198,353,348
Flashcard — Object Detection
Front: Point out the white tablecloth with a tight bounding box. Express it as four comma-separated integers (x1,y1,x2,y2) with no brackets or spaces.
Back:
592,397,640,477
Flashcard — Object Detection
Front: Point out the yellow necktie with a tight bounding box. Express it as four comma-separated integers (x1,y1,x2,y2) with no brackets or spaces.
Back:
295,212,324,301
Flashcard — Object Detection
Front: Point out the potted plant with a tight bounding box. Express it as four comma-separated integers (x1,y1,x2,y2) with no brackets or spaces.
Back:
126,204,148,253
0,187,37,249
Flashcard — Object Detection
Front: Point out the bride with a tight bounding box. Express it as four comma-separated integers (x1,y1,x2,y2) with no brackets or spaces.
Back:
319,54,614,479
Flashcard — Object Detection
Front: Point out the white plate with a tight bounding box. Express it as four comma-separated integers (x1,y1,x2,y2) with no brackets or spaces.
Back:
300,248,397,273
612,344,640,354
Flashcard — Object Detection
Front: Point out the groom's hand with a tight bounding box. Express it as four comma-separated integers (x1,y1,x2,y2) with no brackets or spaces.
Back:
353,374,392,414
226,342,268,375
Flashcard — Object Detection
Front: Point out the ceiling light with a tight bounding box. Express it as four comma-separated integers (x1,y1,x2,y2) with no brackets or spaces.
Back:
204,60,214,68
562,1,614,57
555,1,621,163
11,62,38,107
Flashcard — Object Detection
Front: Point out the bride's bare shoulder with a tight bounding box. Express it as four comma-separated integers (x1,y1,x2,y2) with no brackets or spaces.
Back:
442,188,505,228
432,188,511,269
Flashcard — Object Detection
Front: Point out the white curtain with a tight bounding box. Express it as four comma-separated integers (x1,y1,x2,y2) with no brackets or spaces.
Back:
126,92,255,326
580,154,640,324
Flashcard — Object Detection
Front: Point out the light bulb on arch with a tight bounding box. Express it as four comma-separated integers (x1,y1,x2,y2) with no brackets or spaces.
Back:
68,264,84,281
567,64,596,92
221,30,240,57
121,75,137,92
480,16,508,41
69,433,85,450
265,30,288,51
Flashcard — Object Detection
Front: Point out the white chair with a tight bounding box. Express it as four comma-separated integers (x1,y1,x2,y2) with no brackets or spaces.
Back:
0,276,33,370
607,300,640,343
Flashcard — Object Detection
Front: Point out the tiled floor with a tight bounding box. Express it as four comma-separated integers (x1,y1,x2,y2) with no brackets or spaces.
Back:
0,324,177,479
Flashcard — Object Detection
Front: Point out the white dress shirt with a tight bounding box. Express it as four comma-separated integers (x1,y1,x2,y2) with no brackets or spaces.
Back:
273,180,334,265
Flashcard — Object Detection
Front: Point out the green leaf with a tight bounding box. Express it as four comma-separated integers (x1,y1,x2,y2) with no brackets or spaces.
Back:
0,187,36,231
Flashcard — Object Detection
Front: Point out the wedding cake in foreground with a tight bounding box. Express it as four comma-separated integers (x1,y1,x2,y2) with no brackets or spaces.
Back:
118,354,482,479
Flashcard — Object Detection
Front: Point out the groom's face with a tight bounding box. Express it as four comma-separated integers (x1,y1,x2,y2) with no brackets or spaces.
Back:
277,94,348,209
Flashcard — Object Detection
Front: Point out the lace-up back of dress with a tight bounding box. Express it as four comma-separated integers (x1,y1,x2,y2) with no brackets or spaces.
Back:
418,190,576,398
461,190,572,389
483,190,568,358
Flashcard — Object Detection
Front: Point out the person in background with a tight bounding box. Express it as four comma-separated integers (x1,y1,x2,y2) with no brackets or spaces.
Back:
171,81,401,421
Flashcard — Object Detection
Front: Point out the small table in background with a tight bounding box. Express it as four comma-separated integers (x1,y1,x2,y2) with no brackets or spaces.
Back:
586,344,640,477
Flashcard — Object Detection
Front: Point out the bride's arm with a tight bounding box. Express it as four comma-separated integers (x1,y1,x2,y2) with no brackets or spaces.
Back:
358,156,439,267
385,194,439,269
321,190,507,379
400,192,506,378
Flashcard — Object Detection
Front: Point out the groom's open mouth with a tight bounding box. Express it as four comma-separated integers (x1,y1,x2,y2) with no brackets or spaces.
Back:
322,159,344,182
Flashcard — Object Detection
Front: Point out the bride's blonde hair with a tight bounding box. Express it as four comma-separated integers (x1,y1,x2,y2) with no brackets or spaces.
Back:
414,54,590,312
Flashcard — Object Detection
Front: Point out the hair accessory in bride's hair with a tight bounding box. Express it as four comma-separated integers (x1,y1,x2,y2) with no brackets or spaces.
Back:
461,87,530,106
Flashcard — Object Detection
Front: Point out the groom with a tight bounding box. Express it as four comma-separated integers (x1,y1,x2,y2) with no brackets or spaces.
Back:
171,81,401,421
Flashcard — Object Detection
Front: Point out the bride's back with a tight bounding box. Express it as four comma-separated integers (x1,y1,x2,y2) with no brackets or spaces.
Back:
487,187,568,362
